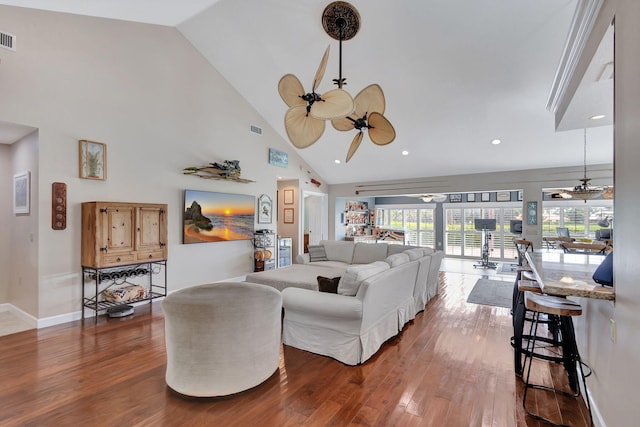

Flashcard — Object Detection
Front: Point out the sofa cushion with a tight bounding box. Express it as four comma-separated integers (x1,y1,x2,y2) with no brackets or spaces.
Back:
352,242,389,264
321,240,355,264
308,245,328,262
404,248,424,261
385,253,411,267
338,261,390,296
386,244,418,255
421,247,434,255
317,276,340,293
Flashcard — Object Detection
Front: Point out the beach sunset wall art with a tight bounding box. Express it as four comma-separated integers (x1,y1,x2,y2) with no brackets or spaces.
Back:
183,190,255,244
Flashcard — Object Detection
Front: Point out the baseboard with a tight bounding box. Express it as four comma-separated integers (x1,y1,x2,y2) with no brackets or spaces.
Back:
580,372,607,427
0,303,38,327
37,310,83,329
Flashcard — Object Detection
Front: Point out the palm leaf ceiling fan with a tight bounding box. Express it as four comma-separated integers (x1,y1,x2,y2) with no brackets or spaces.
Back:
277,1,395,161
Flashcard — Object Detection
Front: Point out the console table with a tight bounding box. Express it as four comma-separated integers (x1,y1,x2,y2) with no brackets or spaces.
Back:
524,250,614,301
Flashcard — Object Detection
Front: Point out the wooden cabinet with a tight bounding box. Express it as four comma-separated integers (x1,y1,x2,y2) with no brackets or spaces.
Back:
82,202,167,268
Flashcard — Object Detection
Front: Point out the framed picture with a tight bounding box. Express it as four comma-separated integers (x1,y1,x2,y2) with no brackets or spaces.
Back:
284,208,294,224
481,192,490,202
527,201,538,225
13,171,30,214
517,190,523,201
257,194,272,224
79,140,107,180
497,191,511,202
284,189,294,205
449,194,462,203
467,193,476,202
268,148,288,168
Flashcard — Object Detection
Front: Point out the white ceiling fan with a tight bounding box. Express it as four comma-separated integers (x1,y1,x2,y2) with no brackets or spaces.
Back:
544,129,607,202
418,194,447,203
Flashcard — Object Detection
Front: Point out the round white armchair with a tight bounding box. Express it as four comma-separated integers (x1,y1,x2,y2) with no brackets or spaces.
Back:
163,281,282,397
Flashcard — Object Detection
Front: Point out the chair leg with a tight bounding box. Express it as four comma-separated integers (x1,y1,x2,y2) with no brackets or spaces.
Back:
522,311,572,427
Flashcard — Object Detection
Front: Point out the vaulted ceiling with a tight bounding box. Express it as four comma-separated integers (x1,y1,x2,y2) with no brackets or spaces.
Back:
0,0,613,185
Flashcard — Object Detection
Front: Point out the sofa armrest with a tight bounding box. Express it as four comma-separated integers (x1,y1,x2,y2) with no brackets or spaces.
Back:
296,253,311,264
282,288,363,320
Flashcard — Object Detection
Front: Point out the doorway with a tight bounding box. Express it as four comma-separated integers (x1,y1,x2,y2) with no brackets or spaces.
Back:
303,191,328,251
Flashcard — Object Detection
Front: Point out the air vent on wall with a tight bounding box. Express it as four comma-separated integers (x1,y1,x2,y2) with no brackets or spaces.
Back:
0,31,16,51
249,124,263,136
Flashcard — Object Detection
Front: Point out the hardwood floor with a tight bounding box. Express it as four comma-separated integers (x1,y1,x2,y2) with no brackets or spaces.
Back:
0,265,592,426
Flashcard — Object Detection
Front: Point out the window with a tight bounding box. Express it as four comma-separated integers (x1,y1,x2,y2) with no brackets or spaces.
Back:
444,204,522,260
376,206,436,247
542,201,613,238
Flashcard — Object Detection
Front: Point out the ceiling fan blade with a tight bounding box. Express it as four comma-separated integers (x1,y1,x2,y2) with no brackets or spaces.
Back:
312,45,330,92
331,115,357,132
310,89,354,120
354,83,386,116
278,74,305,107
284,105,325,148
346,131,364,163
367,112,396,145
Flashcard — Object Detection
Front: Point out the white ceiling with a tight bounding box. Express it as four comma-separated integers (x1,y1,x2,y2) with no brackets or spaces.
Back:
0,0,614,185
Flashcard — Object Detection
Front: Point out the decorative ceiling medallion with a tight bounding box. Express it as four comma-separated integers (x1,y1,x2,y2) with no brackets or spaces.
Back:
322,1,361,41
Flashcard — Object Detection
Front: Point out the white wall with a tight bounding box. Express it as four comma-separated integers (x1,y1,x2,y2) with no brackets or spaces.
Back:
580,0,640,425
0,144,10,303
7,132,39,315
0,6,326,319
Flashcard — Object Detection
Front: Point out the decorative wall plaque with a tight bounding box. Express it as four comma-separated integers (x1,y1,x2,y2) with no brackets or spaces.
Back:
52,182,67,230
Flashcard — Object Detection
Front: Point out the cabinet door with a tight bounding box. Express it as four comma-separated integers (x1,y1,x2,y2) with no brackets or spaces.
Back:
136,206,166,253
102,205,135,255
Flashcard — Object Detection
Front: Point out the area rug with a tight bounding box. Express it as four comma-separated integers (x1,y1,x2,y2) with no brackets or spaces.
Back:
466,279,513,309
498,263,518,275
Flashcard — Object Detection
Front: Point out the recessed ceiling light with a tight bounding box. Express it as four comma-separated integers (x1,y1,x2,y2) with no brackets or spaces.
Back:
402,150,409,156
590,114,606,120
334,159,341,164
491,139,502,145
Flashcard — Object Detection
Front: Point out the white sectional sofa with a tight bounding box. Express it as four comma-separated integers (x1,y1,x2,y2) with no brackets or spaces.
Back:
269,240,444,365
295,240,444,313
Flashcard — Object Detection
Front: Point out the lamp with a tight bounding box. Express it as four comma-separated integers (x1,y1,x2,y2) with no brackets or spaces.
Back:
561,129,605,202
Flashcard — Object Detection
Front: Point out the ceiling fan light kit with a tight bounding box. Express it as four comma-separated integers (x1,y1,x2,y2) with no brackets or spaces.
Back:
278,1,395,162
560,128,606,202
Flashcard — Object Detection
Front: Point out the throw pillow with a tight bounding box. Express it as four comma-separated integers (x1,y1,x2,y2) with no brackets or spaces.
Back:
338,261,390,296
384,253,411,267
308,245,328,262
317,276,340,293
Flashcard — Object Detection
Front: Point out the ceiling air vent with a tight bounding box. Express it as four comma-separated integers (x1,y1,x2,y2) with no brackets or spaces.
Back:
249,124,263,136
0,31,16,51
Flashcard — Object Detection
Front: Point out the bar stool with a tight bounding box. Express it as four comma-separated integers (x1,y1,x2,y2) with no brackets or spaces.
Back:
512,272,553,375
521,291,593,427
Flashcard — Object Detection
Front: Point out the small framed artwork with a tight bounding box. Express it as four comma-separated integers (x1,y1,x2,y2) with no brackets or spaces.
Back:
481,192,490,202
517,191,523,201
497,191,511,202
449,194,462,203
257,194,272,224
284,189,294,205
467,193,476,202
13,171,30,214
527,201,538,225
284,208,294,224
79,140,107,180
268,148,288,168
